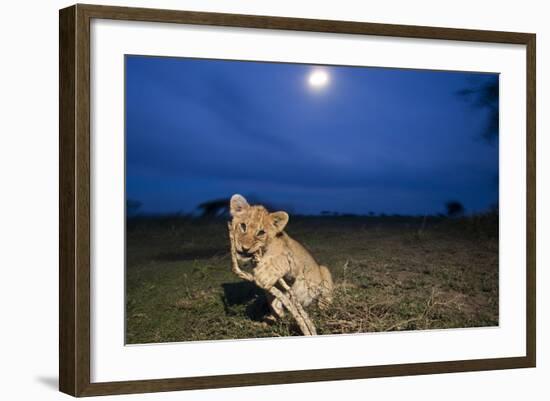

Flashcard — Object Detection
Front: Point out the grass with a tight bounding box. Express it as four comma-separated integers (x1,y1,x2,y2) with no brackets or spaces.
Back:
125,214,498,344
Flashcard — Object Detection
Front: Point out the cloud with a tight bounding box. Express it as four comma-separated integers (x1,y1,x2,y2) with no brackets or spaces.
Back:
125,56,499,214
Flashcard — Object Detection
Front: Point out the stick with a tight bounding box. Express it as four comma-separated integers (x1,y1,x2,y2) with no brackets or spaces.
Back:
227,223,317,336
276,278,317,335
227,223,254,282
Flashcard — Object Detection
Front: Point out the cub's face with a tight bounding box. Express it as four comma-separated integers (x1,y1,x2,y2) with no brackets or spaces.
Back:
229,194,288,257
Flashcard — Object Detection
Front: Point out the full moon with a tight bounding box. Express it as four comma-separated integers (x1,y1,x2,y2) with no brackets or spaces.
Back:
308,70,329,88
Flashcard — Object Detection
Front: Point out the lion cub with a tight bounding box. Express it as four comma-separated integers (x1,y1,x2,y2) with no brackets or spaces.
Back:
229,194,333,321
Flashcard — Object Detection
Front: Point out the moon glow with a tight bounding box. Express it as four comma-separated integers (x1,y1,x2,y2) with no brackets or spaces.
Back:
308,70,329,88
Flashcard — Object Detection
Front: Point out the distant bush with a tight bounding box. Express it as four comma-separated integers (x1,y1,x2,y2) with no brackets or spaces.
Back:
445,201,465,217
127,199,142,216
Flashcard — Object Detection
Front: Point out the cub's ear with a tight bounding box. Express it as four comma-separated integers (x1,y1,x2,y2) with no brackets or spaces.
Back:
230,194,249,216
270,211,289,232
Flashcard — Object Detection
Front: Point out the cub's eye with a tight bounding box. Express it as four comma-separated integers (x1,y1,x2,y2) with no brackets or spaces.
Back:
240,223,247,232
257,229,266,236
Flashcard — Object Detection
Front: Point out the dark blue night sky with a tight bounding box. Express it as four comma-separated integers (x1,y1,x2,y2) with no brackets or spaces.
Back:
126,55,498,216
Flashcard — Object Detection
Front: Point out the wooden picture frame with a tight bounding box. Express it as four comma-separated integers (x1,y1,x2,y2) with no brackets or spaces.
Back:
59,3,536,397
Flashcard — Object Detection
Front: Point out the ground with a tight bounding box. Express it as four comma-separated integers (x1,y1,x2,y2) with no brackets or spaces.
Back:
126,215,498,344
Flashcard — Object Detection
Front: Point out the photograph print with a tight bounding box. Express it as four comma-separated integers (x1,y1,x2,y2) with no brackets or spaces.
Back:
125,55,499,344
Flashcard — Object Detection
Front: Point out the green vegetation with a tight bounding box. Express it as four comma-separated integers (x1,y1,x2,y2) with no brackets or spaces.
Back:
126,214,498,344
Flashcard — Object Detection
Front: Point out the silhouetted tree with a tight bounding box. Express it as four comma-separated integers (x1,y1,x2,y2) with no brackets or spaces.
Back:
197,198,230,218
445,201,465,217
126,199,142,216
457,78,499,144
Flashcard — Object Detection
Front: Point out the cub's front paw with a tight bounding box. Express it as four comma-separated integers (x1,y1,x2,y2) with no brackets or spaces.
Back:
254,268,279,290
254,256,291,290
